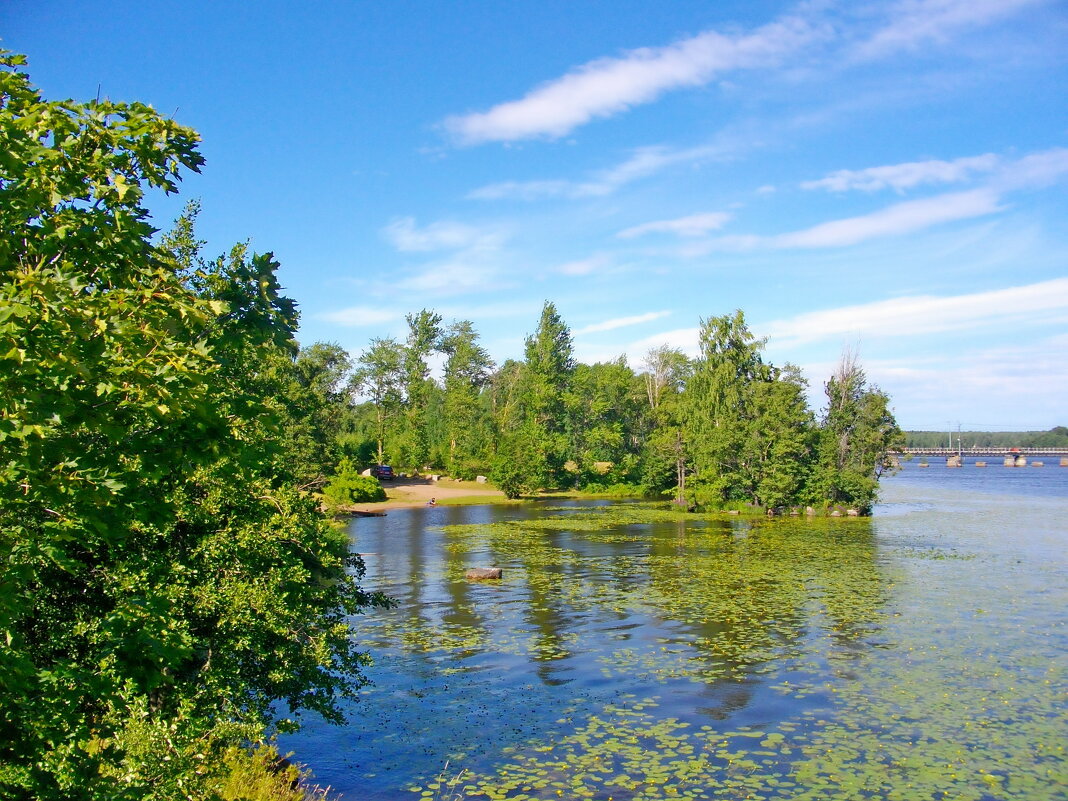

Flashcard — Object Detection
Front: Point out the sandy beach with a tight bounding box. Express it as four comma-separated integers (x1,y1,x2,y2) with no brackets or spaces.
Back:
351,476,506,512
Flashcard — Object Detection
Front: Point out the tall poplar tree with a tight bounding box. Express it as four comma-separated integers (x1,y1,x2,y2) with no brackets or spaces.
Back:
441,320,494,476
399,309,442,469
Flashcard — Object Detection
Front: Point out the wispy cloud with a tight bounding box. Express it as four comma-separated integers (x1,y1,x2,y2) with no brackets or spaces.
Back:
444,18,816,144
575,311,672,335
774,189,1001,248
802,154,999,193
617,212,732,239
854,0,1048,61
395,260,505,295
992,147,1068,191
468,143,728,201
319,306,400,327
557,254,612,277
384,217,504,252
764,277,1068,346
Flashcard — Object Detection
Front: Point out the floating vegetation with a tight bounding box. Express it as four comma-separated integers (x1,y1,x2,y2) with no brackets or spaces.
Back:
284,491,1067,801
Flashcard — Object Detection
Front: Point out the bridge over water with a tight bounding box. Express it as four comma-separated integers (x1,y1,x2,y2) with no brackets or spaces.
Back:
904,447,1068,457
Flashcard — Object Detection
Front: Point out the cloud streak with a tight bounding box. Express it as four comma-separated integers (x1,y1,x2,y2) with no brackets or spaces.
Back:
853,0,1048,60
764,277,1068,345
384,217,503,252
617,212,732,239
802,154,999,193
444,18,816,144
774,189,1002,248
575,311,672,335
468,143,728,201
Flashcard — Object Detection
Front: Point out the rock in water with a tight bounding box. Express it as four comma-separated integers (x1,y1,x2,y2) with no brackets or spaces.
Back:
466,567,503,580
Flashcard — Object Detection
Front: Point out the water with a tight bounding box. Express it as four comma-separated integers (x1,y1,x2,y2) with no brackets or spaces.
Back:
283,465,1068,800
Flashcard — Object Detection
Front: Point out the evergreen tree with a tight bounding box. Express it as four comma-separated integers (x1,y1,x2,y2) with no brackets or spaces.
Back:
517,302,575,489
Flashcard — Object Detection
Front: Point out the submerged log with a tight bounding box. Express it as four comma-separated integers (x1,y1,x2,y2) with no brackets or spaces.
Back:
466,567,503,580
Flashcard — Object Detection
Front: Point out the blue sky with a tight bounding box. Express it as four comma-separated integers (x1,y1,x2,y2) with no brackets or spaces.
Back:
5,0,1067,430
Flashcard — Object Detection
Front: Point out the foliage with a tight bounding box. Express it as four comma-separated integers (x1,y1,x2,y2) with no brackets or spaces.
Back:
351,337,405,465
906,426,1068,449
441,320,494,477
398,309,443,469
813,350,905,513
0,53,387,799
322,459,387,508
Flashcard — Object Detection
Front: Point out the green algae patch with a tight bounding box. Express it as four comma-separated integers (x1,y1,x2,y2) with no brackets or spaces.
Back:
314,495,1066,801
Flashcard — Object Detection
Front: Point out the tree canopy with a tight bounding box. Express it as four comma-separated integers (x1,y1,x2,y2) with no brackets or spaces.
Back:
0,52,387,799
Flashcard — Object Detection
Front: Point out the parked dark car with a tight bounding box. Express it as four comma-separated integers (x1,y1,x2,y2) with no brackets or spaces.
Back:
371,465,394,480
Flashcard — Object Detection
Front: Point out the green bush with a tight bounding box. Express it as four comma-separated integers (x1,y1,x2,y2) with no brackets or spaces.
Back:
322,459,387,508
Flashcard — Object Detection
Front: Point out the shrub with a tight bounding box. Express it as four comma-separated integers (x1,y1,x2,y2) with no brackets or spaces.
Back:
322,459,386,508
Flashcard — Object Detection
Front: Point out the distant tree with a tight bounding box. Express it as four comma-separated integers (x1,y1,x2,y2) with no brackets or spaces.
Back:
352,337,405,465
813,349,904,512
518,302,575,488
639,346,692,500
743,364,815,509
683,310,770,507
398,309,443,469
569,358,645,487
441,320,494,477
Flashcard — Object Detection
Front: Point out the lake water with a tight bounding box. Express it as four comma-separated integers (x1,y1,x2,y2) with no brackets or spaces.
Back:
283,462,1067,800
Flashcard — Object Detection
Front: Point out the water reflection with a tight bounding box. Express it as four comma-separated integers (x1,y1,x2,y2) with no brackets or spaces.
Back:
285,503,894,799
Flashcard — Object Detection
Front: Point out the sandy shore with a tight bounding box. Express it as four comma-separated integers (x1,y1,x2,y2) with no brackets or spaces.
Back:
350,476,506,512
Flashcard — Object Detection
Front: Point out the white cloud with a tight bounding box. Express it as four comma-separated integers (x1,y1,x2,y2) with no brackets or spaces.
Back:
557,254,612,276
467,180,573,201
468,143,727,201
854,0,1047,60
319,306,399,327
764,277,1068,346
395,260,504,295
802,154,999,192
384,217,503,252
992,147,1068,191
617,212,732,239
444,18,816,144
575,311,672,335
773,189,1001,248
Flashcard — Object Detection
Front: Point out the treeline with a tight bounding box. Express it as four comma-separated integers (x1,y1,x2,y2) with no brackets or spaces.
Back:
906,428,1068,448
311,305,904,514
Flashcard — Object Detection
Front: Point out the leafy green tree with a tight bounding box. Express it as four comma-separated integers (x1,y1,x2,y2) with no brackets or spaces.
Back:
743,364,815,509
441,320,494,477
398,309,443,469
814,350,904,513
517,302,575,488
683,310,770,507
0,52,386,799
568,358,645,487
639,346,692,500
352,337,405,465
284,341,356,487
